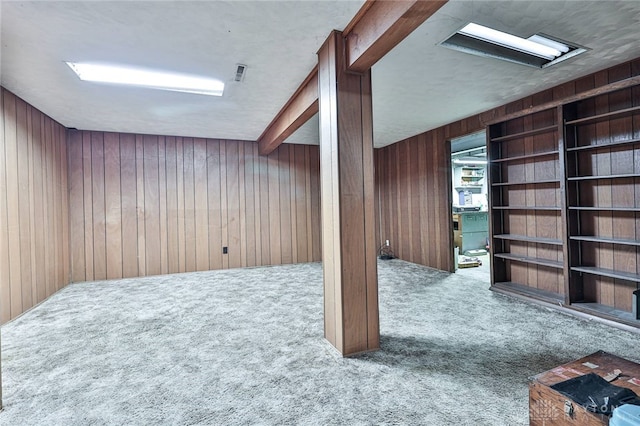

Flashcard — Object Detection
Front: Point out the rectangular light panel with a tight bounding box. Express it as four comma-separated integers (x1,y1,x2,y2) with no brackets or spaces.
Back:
441,23,586,69
66,62,225,96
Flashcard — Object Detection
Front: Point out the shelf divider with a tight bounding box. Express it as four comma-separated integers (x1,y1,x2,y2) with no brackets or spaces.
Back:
490,125,558,142
494,253,563,269
491,282,564,304
491,150,559,163
571,266,640,283
492,179,560,187
493,234,563,246
567,173,640,181
492,206,561,211
570,235,640,247
568,206,640,212
565,105,640,126
566,137,640,152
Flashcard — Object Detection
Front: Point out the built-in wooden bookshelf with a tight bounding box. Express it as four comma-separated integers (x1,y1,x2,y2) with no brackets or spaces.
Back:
563,84,640,326
488,81,640,328
488,106,565,304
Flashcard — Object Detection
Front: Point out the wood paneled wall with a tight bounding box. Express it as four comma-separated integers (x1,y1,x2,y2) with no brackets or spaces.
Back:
375,129,453,272
68,132,321,282
375,58,640,273
0,88,70,323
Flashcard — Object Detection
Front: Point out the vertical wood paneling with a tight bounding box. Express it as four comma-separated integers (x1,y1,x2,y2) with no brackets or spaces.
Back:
60,124,70,290
244,143,257,267
0,88,69,323
31,107,46,302
120,134,138,278
143,135,161,276
219,141,229,269
294,145,308,262
0,90,10,323
43,117,54,295
310,146,322,261
376,130,453,272
278,145,293,264
104,133,122,279
91,132,106,280
158,137,168,276
176,137,186,273
238,143,247,267
183,138,196,272
259,149,271,264
225,140,241,268
304,145,314,261
207,140,223,270
193,138,209,271
135,135,146,277
267,149,282,265
16,98,33,309
80,132,93,281
54,121,64,291
67,133,321,281
4,91,23,316
165,137,179,274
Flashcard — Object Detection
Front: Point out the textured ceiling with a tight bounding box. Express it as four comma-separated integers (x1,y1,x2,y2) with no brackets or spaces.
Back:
0,0,363,141
3,1,640,149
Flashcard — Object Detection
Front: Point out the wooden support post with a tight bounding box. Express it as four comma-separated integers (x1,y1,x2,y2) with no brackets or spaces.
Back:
318,31,379,356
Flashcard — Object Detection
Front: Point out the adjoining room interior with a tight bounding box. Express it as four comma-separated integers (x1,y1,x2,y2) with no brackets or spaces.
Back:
2,1,640,424
450,130,490,281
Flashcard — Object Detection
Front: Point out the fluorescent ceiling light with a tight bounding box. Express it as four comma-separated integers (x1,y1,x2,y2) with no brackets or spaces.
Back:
459,23,560,60
453,159,487,165
66,62,224,96
440,23,587,69
527,34,569,54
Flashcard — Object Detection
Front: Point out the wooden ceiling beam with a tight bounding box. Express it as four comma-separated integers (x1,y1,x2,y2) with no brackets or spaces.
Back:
345,0,448,73
257,0,447,155
257,68,318,156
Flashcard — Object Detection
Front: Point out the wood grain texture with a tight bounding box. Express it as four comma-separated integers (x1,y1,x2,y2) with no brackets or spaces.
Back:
67,133,321,281
104,133,122,279
375,130,454,272
257,69,318,156
345,0,448,73
119,134,138,278
91,132,107,280
193,138,209,271
0,88,69,323
318,31,379,356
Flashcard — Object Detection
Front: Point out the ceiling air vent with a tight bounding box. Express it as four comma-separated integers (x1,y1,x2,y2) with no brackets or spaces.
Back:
234,64,247,82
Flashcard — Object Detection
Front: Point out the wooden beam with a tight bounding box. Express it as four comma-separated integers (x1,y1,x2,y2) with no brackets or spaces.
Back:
319,31,379,356
258,0,447,155
345,0,448,73
257,67,318,156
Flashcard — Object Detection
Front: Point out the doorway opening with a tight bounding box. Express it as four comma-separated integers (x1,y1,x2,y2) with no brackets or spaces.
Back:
450,131,490,282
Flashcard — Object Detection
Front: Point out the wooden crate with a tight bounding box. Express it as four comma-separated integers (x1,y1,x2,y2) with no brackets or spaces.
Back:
529,351,640,425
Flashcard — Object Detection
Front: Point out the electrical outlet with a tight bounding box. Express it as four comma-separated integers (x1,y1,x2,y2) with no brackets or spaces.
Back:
385,240,390,247
223,246,228,254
